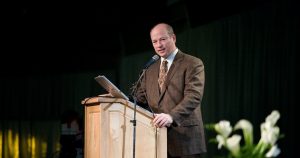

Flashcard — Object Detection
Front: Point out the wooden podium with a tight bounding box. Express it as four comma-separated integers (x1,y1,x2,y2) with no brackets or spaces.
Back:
82,96,167,158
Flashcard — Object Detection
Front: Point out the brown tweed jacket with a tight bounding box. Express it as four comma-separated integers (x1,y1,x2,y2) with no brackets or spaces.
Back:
137,50,207,156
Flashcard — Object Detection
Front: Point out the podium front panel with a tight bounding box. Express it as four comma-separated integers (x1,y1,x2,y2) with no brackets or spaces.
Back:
83,97,167,158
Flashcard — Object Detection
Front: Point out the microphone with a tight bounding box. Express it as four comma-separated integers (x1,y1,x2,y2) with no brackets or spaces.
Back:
143,55,160,69
129,55,159,98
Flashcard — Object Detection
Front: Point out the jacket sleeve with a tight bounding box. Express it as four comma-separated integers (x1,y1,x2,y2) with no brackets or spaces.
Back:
169,58,205,126
135,71,148,106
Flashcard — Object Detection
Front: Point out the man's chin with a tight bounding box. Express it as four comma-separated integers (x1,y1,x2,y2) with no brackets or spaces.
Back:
157,51,166,57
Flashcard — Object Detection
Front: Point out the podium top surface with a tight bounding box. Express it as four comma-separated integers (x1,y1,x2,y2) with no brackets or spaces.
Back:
81,96,154,118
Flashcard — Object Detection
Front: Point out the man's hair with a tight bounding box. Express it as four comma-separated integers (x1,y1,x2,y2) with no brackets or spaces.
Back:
164,23,174,35
151,23,174,35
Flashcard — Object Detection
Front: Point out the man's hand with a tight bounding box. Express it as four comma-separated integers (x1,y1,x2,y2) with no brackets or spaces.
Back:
153,113,173,128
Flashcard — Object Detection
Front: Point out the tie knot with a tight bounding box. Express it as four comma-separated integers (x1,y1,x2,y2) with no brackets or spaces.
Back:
162,60,168,70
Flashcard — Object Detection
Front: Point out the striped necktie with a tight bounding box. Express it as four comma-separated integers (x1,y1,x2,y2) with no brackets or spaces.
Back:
158,59,168,91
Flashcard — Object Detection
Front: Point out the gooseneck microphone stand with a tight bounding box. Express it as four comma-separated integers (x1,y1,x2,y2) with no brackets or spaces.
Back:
129,69,146,158
129,55,159,158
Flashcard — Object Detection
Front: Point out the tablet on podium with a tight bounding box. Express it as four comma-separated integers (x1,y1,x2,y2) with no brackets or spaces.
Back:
94,75,129,100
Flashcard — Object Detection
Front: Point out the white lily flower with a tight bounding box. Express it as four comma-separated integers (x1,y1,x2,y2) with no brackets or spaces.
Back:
234,119,253,132
216,134,225,149
234,119,253,146
261,122,280,145
266,110,280,126
266,145,281,157
226,134,241,157
214,120,232,138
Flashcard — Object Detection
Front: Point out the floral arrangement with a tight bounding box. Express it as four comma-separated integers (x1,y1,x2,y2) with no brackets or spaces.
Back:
206,110,282,158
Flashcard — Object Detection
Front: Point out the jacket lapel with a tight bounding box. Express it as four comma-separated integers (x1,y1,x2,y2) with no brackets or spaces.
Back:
148,60,161,103
158,52,184,103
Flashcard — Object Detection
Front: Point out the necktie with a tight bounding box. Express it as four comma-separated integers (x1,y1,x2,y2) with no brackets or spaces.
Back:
158,59,168,91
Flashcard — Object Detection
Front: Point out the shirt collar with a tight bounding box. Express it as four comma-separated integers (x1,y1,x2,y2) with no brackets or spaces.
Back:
160,48,178,70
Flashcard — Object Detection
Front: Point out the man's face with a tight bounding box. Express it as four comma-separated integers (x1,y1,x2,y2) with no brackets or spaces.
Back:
150,25,176,58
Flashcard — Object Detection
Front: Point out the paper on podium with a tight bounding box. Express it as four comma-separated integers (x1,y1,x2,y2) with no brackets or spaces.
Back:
94,75,129,100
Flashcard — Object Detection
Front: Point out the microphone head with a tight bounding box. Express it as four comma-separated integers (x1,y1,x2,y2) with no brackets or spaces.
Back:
152,55,160,60
143,55,160,69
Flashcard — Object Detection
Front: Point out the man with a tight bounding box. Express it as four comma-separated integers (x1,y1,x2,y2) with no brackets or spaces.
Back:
136,23,207,158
